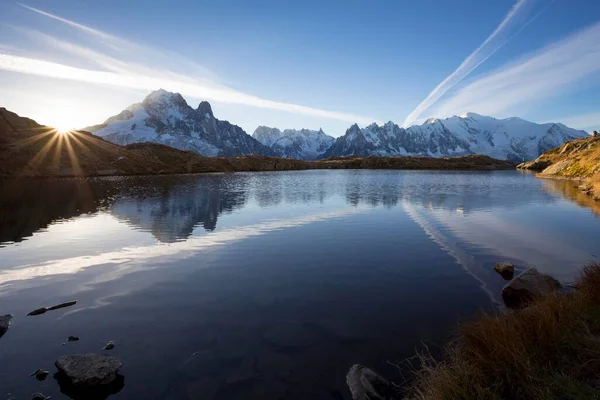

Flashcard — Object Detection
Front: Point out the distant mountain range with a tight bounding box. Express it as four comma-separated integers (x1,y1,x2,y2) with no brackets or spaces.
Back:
252,126,335,160
84,90,587,162
323,114,588,162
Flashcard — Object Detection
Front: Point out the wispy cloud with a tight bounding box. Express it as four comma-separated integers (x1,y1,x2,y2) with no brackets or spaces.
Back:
432,22,600,119
0,4,379,125
403,0,552,127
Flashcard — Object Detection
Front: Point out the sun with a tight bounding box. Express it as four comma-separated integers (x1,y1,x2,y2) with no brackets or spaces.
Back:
54,123,73,135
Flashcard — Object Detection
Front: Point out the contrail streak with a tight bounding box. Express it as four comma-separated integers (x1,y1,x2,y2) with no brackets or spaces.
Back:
402,0,553,127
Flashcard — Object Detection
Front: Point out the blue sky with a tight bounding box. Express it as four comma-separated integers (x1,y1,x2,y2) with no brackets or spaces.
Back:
0,0,599,136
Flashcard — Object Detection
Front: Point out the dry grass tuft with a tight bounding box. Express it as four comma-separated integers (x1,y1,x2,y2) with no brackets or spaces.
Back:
405,264,600,400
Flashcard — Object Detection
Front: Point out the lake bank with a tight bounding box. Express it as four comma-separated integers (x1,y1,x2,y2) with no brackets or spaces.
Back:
402,263,600,400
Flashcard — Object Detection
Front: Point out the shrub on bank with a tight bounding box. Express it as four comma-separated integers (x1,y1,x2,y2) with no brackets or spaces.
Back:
406,264,600,400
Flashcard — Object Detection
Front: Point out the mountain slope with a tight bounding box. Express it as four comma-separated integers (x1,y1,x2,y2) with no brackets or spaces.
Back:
253,126,335,160
85,89,274,157
323,113,588,162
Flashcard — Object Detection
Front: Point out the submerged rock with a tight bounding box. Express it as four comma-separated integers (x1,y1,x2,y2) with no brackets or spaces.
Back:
27,307,48,316
27,301,77,316
47,300,77,311
55,354,123,388
102,341,115,351
494,262,515,280
0,314,13,338
68,336,80,342
346,364,394,400
31,393,50,400
502,268,562,308
29,369,49,381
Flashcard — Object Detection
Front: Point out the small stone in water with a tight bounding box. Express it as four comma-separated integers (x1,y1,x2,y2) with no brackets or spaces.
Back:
103,341,115,350
31,393,50,400
29,369,49,381
68,336,80,342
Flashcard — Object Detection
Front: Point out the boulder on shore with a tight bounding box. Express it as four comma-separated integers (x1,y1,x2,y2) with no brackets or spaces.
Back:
0,314,13,338
502,268,562,308
55,353,122,388
494,262,515,280
346,364,395,400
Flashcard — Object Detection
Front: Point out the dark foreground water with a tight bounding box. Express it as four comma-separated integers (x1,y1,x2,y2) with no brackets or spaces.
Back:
1,170,599,399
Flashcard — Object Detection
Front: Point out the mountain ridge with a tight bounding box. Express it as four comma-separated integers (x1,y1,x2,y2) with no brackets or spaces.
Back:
322,113,588,162
85,89,274,157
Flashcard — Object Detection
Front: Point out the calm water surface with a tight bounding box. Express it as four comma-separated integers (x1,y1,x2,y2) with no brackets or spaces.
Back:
0,170,599,399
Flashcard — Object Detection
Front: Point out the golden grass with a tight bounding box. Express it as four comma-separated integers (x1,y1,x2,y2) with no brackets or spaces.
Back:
405,264,600,400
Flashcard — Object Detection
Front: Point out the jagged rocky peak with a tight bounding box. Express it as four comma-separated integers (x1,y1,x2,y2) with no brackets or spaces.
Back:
85,89,273,157
253,126,335,160
197,101,214,119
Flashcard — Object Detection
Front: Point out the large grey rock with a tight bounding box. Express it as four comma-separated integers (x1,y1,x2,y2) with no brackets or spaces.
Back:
0,314,13,338
55,353,122,387
502,268,562,308
346,364,394,400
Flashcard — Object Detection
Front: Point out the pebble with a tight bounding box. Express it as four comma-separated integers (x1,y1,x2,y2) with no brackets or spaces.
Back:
102,341,115,350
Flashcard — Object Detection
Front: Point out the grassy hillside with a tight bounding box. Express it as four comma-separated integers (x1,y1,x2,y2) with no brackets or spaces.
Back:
519,135,600,200
405,264,600,400
1,107,514,177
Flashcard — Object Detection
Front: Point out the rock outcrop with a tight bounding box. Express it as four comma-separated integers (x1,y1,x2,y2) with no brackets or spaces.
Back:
519,135,600,201
502,268,562,308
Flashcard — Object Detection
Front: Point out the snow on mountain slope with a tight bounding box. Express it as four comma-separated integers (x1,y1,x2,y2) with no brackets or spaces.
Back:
85,89,274,157
322,113,588,162
252,126,335,160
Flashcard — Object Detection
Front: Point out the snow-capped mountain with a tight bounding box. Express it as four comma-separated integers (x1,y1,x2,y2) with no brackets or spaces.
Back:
85,91,588,162
85,89,274,157
322,113,588,162
253,126,335,160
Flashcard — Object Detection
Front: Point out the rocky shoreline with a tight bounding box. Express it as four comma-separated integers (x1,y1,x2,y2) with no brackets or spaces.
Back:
518,135,600,202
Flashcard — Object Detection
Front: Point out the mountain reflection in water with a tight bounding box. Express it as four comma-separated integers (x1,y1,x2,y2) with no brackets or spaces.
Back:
0,170,561,245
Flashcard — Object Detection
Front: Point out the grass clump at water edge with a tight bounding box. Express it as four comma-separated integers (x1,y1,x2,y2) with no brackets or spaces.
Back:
405,264,600,400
